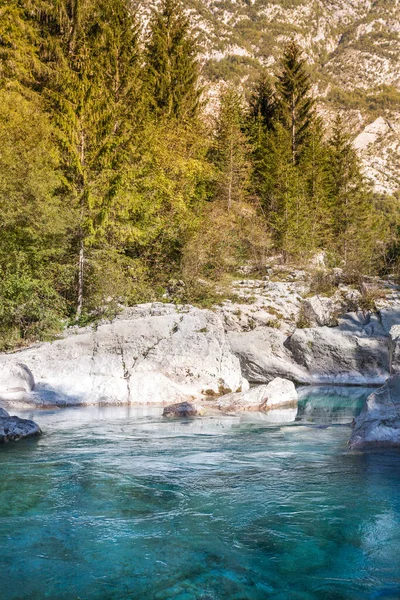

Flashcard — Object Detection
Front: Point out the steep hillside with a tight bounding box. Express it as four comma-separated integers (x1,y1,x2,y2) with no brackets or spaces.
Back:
134,0,400,195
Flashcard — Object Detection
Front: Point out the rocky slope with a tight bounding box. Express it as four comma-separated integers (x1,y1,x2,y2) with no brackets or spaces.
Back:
134,0,400,195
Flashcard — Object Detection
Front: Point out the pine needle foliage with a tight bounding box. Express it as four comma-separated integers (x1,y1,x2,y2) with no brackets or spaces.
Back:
145,0,202,122
276,41,315,164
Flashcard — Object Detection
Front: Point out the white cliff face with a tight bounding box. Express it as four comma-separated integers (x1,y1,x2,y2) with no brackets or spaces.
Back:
0,304,248,407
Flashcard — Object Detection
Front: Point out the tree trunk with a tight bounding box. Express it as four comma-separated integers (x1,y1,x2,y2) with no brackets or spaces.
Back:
291,95,296,164
76,239,84,320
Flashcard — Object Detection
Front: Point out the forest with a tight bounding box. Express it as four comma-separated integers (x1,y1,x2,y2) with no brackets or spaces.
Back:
0,0,399,350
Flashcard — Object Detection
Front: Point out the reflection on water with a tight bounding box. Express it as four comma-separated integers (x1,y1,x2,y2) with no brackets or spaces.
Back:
296,385,371,424
1,387,400,600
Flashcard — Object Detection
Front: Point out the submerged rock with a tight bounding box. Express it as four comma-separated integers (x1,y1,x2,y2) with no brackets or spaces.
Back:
163,402,205,418
349,375,400,449
0,304,247,407
0,408,41,443
217,378,298,413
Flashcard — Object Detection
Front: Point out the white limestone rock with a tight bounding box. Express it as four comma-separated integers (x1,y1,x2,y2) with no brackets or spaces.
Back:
228,328,309,384
389,325,400,375
349,375,400,449
229,312,391,386
0,304,248,407
301,295,340,327
217,378,298,412
288,319,390,386
0,363,35,403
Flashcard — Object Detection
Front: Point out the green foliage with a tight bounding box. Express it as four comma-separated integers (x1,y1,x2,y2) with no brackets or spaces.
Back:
212,86,251,210
0,90,70,348
0,7,399,351
145,0,202,121
276,40,315,164
326,116,385,273
248,72,277,131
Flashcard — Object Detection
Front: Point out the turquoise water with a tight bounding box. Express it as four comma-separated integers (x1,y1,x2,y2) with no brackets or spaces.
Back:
2,388,400,600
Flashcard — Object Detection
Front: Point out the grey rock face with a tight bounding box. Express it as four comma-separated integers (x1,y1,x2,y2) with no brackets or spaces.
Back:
0,304,247,407
389,325,400,375
0,408,41,443
228,328,309,384
229,312,392,386
288,317,389,385
301,295,341,327
349,376,400,449
217,378,298,412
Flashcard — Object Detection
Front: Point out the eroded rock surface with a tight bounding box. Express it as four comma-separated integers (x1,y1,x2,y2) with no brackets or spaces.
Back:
0,363,35,403
229,312,392,386
0,408,41,443
0,304,247,407
349,376,400,449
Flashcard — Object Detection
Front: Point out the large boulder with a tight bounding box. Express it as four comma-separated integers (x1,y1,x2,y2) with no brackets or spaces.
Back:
228,328,309,384
0,408,41,443
349,376,400,449
229,312,391,386
301,295,340,327
288,316,389,385
217,378,298,412
0,363,35,403
0,304,248,407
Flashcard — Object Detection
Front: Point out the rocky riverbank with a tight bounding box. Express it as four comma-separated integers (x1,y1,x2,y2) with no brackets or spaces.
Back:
0,270,399,447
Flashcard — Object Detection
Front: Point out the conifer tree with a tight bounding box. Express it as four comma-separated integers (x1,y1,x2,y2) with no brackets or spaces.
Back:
326,116,381,271
35,0,143,318
248,72,276,132
145,0,202,122
299,117,330,247
213,87,251,211
258,124,313,258
0,0,40,91
276,41,314,164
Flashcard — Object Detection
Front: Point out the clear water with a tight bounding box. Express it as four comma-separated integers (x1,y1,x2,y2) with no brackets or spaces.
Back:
2,388,400,600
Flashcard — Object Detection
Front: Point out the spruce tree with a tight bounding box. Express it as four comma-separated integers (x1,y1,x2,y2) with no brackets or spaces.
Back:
35,0,143,318
276,41,314,164
248,72,276,132
299,117,330,248
258,124,313,258
0,0,40,91
145,0,202,122
326,116,381,271
213,87,251,211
